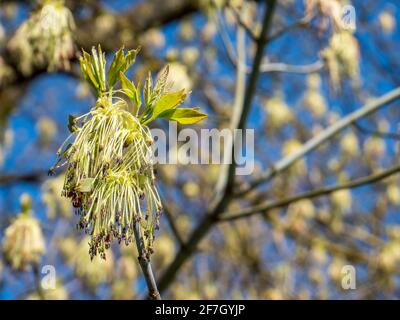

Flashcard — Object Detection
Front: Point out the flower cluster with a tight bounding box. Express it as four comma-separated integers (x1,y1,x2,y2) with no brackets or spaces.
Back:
53,46,207,259
321,30,360,91
2,194,46,271
7,0,75,76
61,91,161,259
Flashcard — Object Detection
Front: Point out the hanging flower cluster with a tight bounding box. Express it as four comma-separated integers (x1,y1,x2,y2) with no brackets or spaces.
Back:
2,194,46,271
52,45,207,260
321,30,360,91
7,0,75,76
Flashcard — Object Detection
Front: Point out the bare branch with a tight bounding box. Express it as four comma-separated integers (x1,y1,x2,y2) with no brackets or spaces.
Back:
228,4,258,41
237,86,400,195
157,0,278,294
353,122,400,140
133,223,161,300
221,163,400,222
259,60,324,73
266,16,313,43
0,171,47,185
0,0,200,91
161,200,185,247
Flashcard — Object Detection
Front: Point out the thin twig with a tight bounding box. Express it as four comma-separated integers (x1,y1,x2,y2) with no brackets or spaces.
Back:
0,171,47,185
220,163,400,222
215,6,321,75
157,0,278,294
133,222,161,300
32,263,45,300
236,86,400,195
162,200,185,247
266,16,313,43
259,60,324,73
229,4,258,41
353,122,400,140
216,9,323,75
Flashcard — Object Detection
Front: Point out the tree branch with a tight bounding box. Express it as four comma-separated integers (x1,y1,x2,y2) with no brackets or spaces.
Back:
216,9,323,75
353,122,400,140
157,0,278,294
229,4,258,41
133,222,161,300
266,16,313,43
0,171,47,185
237,86,400,195
32,263,45,300
259,60,324,74
0,0,200,91
220,163,400,222
162,200,185,247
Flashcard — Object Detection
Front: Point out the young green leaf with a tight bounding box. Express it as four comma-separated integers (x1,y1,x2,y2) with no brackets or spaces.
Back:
153,65,169,97
159,108,208,124
108,47,140,89
152,89,187,118
144,71,153,106
140,90,188,125
97,45,107,92
119,72,136,100
107,48,125,89
134,81,142,107
91,46,104,92
80,51,99,92
124,48,140,71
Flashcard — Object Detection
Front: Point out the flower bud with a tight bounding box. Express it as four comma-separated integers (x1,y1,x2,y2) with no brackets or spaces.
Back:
302,89,327,118
387,184,400,206
36,116,58,147
20,193,33,214
379,9,396,34
180,20,195,41
330,189,352,214
264,95,293,131
340,131,359,159
364,136,386,159
282,139,306,176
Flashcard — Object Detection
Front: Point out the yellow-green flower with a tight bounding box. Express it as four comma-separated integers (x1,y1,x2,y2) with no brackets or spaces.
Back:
52,46,207,260
2,194,45,271
7,0,75,75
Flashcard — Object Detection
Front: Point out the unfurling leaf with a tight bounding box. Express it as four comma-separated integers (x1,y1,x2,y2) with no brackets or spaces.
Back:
159,108,208,124
119,72,136,100
80,51,99,92
124,48,140,71
108,47,140,89
144,71,153,106
107,48,125,89
153,65,170,97
79,46,107,94
154,89,186,115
